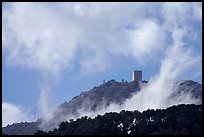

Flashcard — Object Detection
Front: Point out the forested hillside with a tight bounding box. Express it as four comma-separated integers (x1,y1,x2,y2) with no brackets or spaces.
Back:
35,104,202,135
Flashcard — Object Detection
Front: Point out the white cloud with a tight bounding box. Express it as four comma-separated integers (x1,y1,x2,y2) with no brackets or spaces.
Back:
2,2,166,76
191,2,202,22
2,2,202,127
2,2,201,77
128,19,166,63
2,102,35,127
80,51,111,75
2,29,5,46
162,2,202,38
3,3,78,76
2,29,5,54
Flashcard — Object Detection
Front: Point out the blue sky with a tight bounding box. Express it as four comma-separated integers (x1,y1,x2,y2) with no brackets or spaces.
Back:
2,2,202,126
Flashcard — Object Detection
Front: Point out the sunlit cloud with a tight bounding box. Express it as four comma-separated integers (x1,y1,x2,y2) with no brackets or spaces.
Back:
2,102,35,127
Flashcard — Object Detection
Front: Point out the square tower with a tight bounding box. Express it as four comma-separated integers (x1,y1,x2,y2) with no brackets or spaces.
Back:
132,70,142,82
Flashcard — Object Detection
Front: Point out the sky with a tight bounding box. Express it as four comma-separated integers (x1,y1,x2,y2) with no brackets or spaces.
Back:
2,2,202,127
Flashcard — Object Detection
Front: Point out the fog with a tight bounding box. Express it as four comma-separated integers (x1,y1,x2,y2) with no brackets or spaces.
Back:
2,2,201,129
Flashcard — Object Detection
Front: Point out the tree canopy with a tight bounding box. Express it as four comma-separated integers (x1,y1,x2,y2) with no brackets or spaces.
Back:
34,104,202,135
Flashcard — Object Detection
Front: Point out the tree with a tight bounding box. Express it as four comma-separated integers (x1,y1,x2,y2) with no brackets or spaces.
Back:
34,104,202,135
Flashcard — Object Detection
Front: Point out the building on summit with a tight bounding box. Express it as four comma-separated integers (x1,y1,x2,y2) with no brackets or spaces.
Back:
132,70,142,82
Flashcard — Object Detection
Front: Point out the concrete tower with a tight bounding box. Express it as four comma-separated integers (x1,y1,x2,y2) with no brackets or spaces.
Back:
132,70,142,82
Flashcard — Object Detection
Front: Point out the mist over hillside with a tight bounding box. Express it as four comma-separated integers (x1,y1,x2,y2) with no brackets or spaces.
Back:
2,79,202,135
35,104,202,135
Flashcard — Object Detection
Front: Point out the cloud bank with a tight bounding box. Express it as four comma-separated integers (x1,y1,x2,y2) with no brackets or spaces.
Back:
2,2,202,127
2,2,168,76
2,102,35,127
